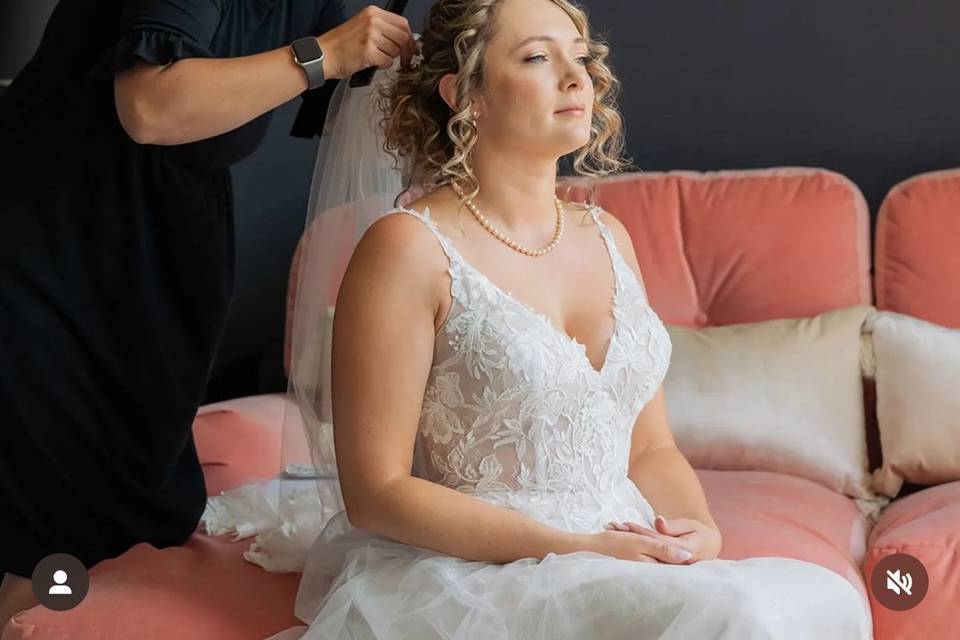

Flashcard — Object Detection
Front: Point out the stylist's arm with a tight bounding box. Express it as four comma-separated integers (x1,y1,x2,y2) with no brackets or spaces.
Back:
114,5,415,146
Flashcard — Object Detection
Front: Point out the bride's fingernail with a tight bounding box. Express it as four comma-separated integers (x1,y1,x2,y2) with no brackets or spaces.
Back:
673,548,693,561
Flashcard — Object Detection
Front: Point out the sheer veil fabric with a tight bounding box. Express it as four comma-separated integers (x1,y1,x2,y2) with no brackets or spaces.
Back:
200,50,422,570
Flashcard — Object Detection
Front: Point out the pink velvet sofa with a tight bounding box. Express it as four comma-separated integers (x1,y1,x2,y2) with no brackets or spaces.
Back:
5,167,958,640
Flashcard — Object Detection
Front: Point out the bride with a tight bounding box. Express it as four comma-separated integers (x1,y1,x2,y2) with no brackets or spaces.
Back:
245,0,873,637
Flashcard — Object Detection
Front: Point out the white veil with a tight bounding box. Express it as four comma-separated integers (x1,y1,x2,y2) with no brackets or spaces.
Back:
200,44,425,573
284,53,417,480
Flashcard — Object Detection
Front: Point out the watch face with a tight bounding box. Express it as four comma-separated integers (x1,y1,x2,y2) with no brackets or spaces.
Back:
293,37,323,64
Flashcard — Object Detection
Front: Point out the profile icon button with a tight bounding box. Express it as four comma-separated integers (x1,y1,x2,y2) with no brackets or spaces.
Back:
31,553,89,611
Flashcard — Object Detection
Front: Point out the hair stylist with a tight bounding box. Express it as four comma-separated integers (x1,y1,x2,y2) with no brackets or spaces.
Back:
0,0,414,627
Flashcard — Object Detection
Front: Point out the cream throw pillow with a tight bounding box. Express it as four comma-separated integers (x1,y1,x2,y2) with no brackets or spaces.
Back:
865,311,960,498
662,305,877,499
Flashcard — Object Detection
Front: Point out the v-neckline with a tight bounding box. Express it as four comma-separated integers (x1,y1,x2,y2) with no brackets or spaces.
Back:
397,204,621,377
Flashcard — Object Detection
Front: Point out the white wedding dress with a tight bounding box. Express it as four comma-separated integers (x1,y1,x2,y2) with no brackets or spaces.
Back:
259,204,873,639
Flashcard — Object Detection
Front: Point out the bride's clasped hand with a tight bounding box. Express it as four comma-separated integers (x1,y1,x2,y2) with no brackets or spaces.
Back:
600,514,722,565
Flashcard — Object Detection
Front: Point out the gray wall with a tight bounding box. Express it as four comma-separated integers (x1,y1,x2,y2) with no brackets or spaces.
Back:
4,1,960,402
0,0,60,81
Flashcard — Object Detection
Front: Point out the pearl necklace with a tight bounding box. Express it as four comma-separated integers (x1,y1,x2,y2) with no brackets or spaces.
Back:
451,183,565,257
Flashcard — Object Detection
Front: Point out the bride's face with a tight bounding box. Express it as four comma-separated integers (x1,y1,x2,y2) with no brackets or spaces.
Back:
459,0,594,158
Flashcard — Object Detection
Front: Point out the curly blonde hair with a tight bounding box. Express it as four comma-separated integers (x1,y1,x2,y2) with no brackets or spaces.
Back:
375,0,635,210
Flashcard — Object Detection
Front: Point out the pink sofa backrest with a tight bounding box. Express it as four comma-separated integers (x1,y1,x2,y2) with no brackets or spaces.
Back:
875,168,960,328
284,167,872,368
558,167,873,326
560,168,878,470
280,166,879,467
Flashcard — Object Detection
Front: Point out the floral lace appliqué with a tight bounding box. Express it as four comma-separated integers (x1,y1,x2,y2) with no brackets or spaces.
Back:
394,204,673,533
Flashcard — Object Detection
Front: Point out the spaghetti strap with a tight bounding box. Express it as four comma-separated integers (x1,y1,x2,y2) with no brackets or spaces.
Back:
392,205,459,266
584,205,650,303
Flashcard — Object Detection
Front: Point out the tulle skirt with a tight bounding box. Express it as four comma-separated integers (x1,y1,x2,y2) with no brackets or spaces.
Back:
268,509,873,640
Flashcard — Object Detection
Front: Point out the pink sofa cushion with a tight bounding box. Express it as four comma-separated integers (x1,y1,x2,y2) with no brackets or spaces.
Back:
193,397,284,497
863,481,960,640
697,468,871,603
192,393,312,497
875,168,960,328
4,533,302,640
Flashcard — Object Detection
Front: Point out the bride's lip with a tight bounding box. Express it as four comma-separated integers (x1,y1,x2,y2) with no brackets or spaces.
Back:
555,107,585,115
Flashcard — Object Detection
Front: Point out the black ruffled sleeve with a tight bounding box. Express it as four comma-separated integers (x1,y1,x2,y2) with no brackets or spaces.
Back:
290,0,347,139
88,0,223,81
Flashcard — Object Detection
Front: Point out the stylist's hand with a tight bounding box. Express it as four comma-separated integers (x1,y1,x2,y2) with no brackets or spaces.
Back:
317,5,417,80
605,515,722,564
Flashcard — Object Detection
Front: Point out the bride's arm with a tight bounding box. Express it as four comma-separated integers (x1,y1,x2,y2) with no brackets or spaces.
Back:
330,212,586,564
626,385,717,530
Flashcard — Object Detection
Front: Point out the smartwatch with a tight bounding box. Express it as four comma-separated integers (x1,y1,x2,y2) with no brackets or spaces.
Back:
291,36,326,90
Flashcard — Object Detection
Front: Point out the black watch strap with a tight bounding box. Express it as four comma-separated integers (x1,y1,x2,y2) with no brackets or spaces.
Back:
291,36,326,90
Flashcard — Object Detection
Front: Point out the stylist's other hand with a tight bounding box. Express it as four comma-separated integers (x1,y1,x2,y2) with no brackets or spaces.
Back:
317,5,416,80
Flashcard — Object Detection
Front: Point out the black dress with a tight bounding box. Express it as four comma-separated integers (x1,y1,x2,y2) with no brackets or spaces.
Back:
0,0,344,578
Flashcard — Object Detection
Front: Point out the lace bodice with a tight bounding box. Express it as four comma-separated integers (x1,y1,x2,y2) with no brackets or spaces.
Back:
394,204,673,533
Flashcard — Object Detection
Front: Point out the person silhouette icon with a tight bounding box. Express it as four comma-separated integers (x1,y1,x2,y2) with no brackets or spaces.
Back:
48,570,72,595
31,553,89,611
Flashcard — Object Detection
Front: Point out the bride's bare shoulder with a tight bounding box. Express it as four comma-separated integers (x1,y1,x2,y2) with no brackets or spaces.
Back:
358,210,441,266
343,198,451,291
360,186,456,246
335,204,451,329
397,186,470,234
